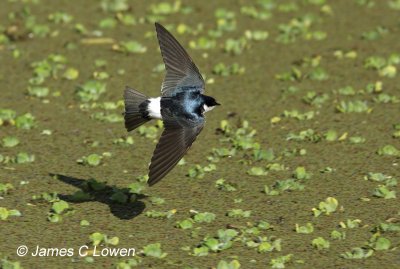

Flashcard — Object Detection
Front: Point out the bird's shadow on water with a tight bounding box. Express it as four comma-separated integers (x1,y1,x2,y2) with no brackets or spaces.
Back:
50,174,146,220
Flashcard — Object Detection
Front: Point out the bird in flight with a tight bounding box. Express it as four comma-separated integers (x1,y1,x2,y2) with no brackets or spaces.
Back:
123,23,220,186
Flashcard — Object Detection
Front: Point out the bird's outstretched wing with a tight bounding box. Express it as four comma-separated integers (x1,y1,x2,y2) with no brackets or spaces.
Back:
148,115,204,186
155,22,205,97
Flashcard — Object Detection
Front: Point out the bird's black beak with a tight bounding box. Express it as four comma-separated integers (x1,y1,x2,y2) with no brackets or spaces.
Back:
216,102,221,106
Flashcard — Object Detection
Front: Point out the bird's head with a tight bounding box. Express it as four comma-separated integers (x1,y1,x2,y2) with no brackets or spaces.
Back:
202,95,220,113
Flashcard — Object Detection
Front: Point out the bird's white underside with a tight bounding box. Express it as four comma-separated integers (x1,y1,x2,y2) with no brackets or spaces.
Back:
147,97,215,120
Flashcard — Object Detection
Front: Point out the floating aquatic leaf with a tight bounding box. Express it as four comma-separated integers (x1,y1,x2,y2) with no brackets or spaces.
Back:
295,223,314,234
226,209,251,218
377,145,400,156
270,254,293,268
372,237,391,251
142,243,167,258
15,113,36,129
76,80,106,102
341,247,374,259
331,230,346,240
247,166,268,176
176,219,194,229
0,183,14,194
312,237,330,250
2,136,19,147
52,200,69,214
312,197,338,216
192,211,216,223
15,152,35,164
27,86,49,98
216,259,241,269
0,207,21,220
117,41,147,54
215,178,237,192
62,67,79,80
293,166,311,180
372,185,396,199
336,100,370,113
349,136,366,144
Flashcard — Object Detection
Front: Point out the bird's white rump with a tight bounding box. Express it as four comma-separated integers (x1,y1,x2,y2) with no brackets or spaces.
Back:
148,97,162,119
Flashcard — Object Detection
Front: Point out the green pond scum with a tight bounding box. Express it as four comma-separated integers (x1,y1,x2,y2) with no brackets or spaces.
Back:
0,0,400,268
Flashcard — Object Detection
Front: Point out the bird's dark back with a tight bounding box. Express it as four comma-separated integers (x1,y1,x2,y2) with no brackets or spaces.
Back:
161,90,204,121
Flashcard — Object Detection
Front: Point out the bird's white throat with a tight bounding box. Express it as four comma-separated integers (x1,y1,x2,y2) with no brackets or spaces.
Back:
148,97,162,119
202,104,215,113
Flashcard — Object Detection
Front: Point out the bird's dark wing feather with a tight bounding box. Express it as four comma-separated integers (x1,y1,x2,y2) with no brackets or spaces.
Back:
155,22,205,97
148,115,204,186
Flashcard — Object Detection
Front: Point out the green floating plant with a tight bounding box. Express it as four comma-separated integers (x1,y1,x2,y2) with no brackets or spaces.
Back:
115,257,142,269
137,122,162,139
293,166,312,180
226,209,251,218
62,67,79,80
191,210,216,223
312,197,339,217
98,17,117,29
91,112,123,123
14,152,35,164
286,129,321,142
48,199,73,223
187,164,216,179
339,219,362,229
142,243,167,258
241,5,271,20
372,185,396,199
76,153,102,166
89,232,119,246
331,230,346,240
247,166,268,176
15,113,36,129
244,30,269,41
0,183,14,195
282,110,315,121
145,209,176,219
212,63,245,76
311,237,330,250
116,41,147,54
215,178,237,192
336,100,370,113
48,11,73,24
264,179,305,196
176,218,194,230
1,136,19,147
295,223,314,234
246,237,282,253
303,91,329,107
270,254,293,268
377,145,400,156
276,14,326,44
0,207,22,220
341,247,374,259
193,229,238,256
189,37,216,50
216,259,241,269
349,136,366,144
76,80,106,102
27,86,49,98
361,26,389,41
100,0,130,12
389,0,400,10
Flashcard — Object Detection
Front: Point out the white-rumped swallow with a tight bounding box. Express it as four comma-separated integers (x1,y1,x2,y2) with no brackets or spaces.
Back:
123,23,220,186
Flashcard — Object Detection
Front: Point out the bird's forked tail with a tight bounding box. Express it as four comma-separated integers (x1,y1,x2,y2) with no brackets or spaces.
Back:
123,87,151,131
